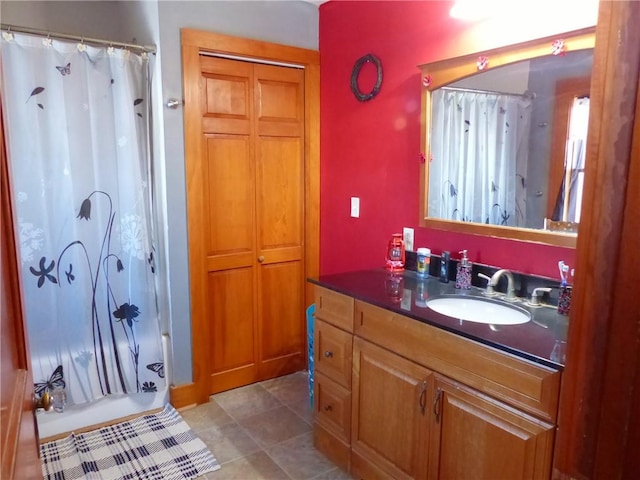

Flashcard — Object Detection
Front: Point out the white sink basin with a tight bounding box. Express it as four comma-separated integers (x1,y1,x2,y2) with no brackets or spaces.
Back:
426,296,530,325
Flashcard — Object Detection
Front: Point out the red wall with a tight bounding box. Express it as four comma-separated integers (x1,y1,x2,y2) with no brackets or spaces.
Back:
319,0,597,278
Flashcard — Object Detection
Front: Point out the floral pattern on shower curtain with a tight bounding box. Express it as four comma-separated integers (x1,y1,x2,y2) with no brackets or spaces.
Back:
429,88,532,227
1,32,165,405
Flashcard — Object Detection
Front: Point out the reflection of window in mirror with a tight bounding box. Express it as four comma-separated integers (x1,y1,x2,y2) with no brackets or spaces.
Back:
548,77,591,224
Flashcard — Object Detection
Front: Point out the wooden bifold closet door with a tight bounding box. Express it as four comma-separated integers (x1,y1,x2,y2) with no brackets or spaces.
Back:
189,53,306,395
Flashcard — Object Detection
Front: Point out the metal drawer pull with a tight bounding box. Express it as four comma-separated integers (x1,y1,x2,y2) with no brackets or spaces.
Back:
324,351,333,358
324,404,333,412
434,387,442,423
419,380,427,415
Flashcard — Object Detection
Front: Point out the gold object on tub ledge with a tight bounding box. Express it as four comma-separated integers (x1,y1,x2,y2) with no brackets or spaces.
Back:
35,390,52,411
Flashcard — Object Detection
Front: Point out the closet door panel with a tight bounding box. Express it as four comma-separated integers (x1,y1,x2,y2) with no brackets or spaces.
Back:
201,56,252,135
255,64,304,137
208,268,258,391
259,261,304,375
204,135,255,268
256,137,303,253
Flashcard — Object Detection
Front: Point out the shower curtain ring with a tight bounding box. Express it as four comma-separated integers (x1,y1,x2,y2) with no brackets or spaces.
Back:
2,27,14,41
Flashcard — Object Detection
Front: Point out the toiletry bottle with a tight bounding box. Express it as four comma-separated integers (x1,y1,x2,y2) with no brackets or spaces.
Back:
455,250,472,290
440,251,450,283
557,261,572,315
416,247,430,277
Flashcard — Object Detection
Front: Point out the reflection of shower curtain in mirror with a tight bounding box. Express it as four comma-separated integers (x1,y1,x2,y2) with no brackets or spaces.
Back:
552,97,590,223
429,89,532,227
0,32,165,406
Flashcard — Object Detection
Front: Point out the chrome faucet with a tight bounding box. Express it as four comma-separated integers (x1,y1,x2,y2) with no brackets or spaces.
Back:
478,269,516,300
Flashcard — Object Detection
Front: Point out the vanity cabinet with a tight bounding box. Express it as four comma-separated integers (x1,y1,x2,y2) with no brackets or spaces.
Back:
313,287,354,471
311,285,561,479
428,376,555,480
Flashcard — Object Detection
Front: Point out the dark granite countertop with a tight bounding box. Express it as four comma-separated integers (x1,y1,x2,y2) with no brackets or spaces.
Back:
309,269,568,370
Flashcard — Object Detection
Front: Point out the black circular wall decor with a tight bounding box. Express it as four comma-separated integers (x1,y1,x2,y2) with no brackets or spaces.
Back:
350,54,383,102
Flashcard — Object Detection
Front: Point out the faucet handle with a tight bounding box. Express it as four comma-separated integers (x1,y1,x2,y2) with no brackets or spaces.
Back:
477,273,491,284
530,287,552,306
477,273,495,296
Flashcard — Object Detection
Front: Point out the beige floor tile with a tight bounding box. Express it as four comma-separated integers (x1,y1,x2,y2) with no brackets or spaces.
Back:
261,371,311,406
180,399,234,432
239,405,312,448
286,391,314,426
266,432,336,480
214,384,283,420
185,372,340,479
196,422,262,465
310,467,353,480
207,451,291,480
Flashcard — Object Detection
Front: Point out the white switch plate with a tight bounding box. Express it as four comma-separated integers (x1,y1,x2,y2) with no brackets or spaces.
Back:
403,227,414,252
351,197,360,218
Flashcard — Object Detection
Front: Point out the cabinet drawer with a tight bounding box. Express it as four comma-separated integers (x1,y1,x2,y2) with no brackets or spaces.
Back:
355,300,561,423
315,320,353,388
314,372,352,443
315,286,354,332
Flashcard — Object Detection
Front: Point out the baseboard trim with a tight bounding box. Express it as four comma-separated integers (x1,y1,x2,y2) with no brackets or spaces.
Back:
169,383,198,409
39,407,163,444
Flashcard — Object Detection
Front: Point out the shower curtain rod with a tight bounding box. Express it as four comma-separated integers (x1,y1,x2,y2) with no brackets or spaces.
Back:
441,85,534,100
1,23,156,54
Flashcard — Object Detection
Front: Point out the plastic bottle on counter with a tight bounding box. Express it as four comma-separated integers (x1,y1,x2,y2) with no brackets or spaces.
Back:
416,247,431,277
440,251,450,283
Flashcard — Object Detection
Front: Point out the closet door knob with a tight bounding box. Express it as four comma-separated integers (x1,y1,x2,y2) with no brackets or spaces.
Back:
258,256,265,263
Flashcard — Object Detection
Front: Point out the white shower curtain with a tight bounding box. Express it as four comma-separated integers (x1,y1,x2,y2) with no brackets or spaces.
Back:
1,32,165,406
429,88,532,227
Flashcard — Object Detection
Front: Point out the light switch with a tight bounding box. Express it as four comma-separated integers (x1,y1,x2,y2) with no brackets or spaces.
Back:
403,227,414,252
351,197,360,218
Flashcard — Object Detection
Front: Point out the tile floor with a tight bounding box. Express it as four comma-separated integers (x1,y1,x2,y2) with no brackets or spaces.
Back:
180,370,351,480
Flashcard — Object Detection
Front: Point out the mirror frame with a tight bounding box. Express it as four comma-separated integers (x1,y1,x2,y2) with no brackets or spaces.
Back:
419,27,595,248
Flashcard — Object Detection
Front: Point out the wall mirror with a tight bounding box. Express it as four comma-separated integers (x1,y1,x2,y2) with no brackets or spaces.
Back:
419,28,595,247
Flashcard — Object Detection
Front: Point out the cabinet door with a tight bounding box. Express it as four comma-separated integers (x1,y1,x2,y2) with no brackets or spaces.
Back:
352,337,432,480
429,376,555,480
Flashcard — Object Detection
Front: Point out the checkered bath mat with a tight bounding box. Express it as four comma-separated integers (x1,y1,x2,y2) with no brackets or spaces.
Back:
40,404,220,479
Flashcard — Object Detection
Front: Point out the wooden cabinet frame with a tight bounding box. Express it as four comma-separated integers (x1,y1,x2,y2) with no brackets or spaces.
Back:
554,2,640,477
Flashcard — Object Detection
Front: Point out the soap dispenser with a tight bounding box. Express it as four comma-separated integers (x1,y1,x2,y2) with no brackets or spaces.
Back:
455,250,472,290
